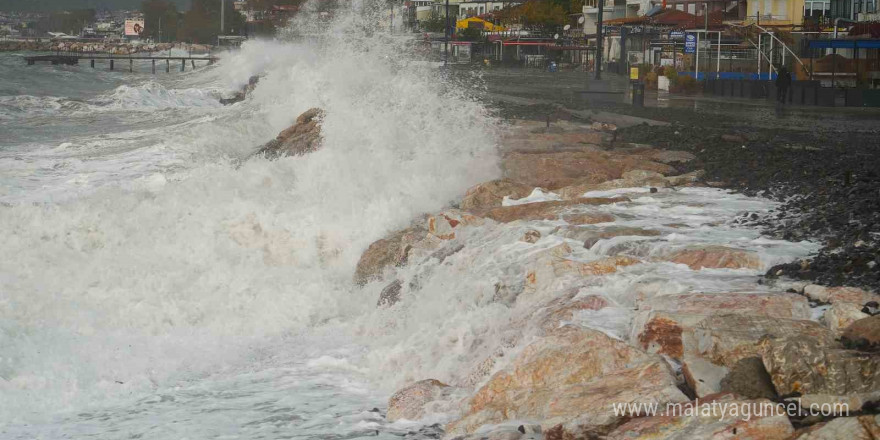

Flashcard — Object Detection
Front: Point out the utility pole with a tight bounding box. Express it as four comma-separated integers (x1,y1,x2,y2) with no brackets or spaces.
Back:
445,0,449,65
221,0,225,35
390,1,394,34
595,0,604,79
158,16,162,43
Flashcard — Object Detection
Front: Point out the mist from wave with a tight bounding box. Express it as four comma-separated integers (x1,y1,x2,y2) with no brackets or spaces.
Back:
0,1,499,436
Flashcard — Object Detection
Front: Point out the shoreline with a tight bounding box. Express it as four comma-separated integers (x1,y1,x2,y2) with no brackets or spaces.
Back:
467,67,880,293
0,40,213,55
343,111,879,437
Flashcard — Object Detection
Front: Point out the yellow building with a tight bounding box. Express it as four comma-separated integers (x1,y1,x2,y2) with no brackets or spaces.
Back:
745,0,807,26
456,16,505,31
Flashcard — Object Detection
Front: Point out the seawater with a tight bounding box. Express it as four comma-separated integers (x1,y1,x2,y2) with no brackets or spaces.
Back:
0,3,819,439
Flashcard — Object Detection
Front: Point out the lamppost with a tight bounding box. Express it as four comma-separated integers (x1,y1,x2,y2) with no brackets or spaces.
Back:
221,0,225,35
445,0,450,65
595,0,604,79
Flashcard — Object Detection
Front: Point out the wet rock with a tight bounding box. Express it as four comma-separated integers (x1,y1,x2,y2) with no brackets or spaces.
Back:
552,226,661,249
481,197,628,223
824,302,870,336
521,229,541,244
220,75,260,105
761,335,880,411
803,284,877,306
377,279,403,307
560,212,616,225
605,395,794,440
526,253,640,294
534,294,612,333
693,314,836,368
666,246,762,270
682,356,729,398
446,326,687,435
649,149,697,164
254,108,324,159
631,293,817,362
721,134,746,143
502,151,675,190
353,225,426,285
793,415,880,439
842,315,880,351
720,357,778,400
460,179,534,213
665,169,706,187
386,379,451,422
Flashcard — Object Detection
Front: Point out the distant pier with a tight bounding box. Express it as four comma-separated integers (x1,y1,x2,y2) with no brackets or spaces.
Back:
24,53,219,73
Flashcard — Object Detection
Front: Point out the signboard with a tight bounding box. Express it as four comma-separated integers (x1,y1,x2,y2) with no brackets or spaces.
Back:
684,33,696,54
669,31,685,40
630,67,639,80
125,19,144,37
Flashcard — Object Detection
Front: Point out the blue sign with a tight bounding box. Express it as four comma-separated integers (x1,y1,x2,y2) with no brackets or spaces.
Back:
669,31,685,40
684,34,696,54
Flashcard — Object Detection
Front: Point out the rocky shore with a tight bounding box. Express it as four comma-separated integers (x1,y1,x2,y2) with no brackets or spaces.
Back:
262,108,880,439
0,40,211,55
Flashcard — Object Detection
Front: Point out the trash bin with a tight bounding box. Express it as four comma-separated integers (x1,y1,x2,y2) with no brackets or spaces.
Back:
632,81,645,107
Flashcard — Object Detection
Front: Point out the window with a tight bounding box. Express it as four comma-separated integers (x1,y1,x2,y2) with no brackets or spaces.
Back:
804,0,830,16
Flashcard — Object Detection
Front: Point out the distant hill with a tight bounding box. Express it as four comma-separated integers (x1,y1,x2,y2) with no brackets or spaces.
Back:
1,0,192,12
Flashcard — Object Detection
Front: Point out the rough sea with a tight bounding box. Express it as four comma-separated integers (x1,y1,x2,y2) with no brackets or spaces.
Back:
0,5,821,439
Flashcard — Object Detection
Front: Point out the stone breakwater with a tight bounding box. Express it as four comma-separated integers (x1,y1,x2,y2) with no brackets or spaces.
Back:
267,110,880,439
0,40,211,55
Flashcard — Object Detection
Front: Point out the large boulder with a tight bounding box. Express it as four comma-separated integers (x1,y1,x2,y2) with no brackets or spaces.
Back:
761,335,880,411
794,415,880,439
460,179,534,213
842,315,880,351
254,108,324,159
605,394,794,440
353,225,426,285
665,246,762,271
631,293,816,362
719,357,778,400
481,197,627,223
824,302,870,336
523,242,640,294
803,284,877,306
502,151,675,190
386,379,452,422
446,326,688,435
220,75,260,105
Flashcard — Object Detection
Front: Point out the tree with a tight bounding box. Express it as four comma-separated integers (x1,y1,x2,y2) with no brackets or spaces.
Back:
35,9,96,36
178,0,247,43
141,0,180,42
496,0,567,29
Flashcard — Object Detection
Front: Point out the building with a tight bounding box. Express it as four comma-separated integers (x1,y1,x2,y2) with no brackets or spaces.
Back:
457,1,509,18
829,0,878,20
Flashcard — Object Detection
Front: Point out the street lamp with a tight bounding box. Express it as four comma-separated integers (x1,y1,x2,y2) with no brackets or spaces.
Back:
595,0,603,79
445,0,450,65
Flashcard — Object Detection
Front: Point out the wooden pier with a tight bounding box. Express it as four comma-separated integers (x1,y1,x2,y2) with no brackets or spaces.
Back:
24,53,219,73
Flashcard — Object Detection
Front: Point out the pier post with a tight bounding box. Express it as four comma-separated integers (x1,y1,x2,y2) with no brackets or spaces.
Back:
191,59,195,69
110,59,114,70
166,59,170,73
91,59,95,68
129,59,133,72
181,59,185,72
152,59,156,74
